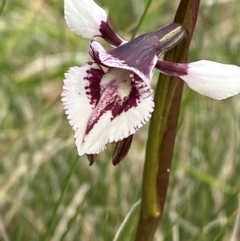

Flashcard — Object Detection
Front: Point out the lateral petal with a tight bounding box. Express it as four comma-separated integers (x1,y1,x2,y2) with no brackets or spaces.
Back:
61,62,104,156
180,60,240,100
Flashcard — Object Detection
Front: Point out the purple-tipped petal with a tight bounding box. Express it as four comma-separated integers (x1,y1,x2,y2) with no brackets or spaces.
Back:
64,0,123,45
180,60,240,100
64,0,107,38
89,40,157,85
61,62,104,156
157,59,240,100
81,69,154,154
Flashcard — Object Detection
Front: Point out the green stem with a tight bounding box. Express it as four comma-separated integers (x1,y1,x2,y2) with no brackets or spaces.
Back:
42,156,79,241
131,0,154,40
140,77,171,219
134,0,201,240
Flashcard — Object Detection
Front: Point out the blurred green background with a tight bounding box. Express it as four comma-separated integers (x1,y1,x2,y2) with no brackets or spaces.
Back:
1,0,240,240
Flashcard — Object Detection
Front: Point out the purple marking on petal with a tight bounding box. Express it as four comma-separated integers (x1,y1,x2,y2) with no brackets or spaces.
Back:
99,21,123,47
84,65,104,105
83,63,105,106
86,81,118,134
85,69,152,135
111,82,140,119
110,72,151,120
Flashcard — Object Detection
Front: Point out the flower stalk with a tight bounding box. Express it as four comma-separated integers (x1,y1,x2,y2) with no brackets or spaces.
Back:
135,0,201,240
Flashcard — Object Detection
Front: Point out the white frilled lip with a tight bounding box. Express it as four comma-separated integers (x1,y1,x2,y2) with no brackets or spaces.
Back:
62,62,154,156
89,39,158,86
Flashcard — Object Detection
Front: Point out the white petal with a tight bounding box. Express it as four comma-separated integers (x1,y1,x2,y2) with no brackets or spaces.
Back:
61,62,104,156
64,0,107,38
81,71,154,154
180,60,240,100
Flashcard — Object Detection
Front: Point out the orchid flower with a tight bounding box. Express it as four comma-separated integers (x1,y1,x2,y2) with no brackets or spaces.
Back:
62,0,240,164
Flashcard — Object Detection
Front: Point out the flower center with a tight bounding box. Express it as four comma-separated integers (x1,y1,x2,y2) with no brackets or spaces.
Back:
100,68,132,99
